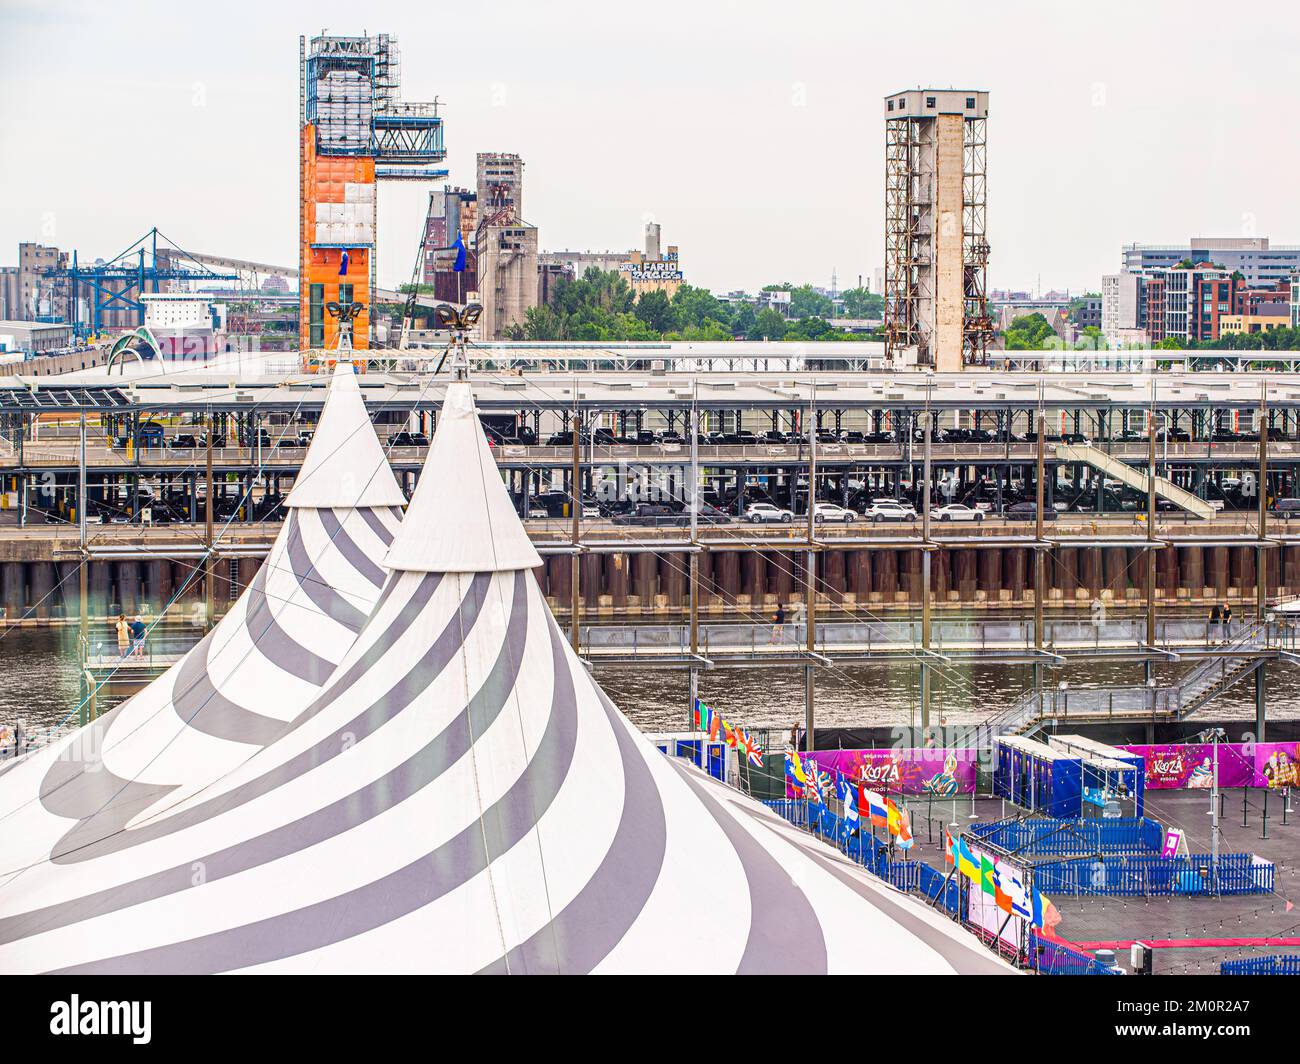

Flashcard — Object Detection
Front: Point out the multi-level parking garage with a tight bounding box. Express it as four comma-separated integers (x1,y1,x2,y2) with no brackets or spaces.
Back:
0,369,1294,629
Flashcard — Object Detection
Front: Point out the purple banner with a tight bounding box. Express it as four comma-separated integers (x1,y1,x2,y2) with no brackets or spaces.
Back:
793,748,978,799
1121,742,1300,790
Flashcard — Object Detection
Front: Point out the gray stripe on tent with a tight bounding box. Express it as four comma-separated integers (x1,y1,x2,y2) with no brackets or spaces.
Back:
737,807,1013,976
35,714,180,869
666,758,828,974
242,562,334,685
3,575,530,946
358,506,398,547
479,655,668,975
22,572,465,868
319,509,385,588
169,628,285,747
284,512,368,632
48,575,579,974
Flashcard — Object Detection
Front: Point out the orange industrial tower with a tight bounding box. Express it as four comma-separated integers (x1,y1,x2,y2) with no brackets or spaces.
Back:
298,34,446,368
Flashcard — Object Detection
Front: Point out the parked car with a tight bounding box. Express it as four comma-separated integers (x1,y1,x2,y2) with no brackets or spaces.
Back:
170,434,199,449
863,500,917,523
933,503,984,522
1273,498,1300,519
1005,502,1058,522
745,502,795,524
388,431,428,448
812,503,856,523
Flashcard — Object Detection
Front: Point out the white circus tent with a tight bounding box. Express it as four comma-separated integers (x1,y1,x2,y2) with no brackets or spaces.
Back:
0,360,404,874
0,380,1011,975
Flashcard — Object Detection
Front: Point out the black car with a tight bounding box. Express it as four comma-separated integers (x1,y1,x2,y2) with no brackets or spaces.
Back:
1273,498,1300,519
388,431,429,448
1005,502,1058,522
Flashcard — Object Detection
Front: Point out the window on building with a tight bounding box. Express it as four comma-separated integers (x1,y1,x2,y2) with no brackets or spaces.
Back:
309,283,324,347
926,96,936,108
966,97,975,108
887,100,894,111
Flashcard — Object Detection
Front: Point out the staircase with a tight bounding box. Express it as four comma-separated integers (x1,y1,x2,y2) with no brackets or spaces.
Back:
1054,442,1215,519
984,622,1269,738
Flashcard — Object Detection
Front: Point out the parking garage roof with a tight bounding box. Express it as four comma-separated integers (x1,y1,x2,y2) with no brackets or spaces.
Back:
4,369,1300,414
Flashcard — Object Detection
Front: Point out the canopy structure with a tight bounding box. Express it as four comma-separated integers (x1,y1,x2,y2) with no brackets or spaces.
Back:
0,381,1009,974
0,360,403,874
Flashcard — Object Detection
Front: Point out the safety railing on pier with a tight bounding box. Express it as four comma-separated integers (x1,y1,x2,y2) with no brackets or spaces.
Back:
983,620,1270,736
1031,933,1121,975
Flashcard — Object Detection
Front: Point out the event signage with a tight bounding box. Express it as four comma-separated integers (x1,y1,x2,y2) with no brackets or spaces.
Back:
789,749,977,799
1121,742,1300,790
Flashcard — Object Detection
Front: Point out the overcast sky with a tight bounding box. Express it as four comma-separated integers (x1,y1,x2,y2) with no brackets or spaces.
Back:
2,0,1298,295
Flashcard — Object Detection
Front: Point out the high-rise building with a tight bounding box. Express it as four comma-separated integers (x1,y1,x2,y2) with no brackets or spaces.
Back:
883,89,990,371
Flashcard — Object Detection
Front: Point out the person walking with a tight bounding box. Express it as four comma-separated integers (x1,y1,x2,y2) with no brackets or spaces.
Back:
1221,602,1233,642
771,602,786,644
1209,603,1221,643
115,614,130,659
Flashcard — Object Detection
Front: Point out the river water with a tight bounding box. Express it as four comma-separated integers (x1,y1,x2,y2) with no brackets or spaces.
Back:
4,621,1300,740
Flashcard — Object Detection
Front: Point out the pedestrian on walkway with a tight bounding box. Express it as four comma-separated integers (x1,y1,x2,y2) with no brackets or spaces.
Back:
1209,603,1221,643
115,614,130,658
1221,602,1233,642
771,602,786,644
129,615,147,658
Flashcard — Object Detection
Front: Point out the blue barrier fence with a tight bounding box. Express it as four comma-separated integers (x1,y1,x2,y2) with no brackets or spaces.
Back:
764,799,919,892
970,816,1164,856
1221,954,1300,975
1031,932,1120,975
1033,852,1272,897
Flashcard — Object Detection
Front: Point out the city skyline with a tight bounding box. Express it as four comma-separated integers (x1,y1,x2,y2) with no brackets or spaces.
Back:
2,0,1298,295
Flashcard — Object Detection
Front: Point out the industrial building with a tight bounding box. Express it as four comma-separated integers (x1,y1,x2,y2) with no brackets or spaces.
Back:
0,320,74,355
297,33,446,360
883,89,991,371
475,152,538,339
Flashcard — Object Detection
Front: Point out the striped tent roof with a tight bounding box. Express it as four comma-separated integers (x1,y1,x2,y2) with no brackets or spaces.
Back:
0,360,403,877
0,381,1010,974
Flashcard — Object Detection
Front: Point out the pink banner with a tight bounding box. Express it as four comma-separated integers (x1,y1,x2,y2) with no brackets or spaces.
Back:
792,748,978,799
1121,742,1300,790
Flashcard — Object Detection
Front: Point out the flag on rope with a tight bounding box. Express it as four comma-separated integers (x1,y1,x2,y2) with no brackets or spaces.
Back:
692,698,713,733
452,232,467,272
956,837,981,883
838,776,860,834
998,860,1030,919
896,804,914,850
741,731,764,768
885,798,901,837
979,853,997,897
1031,888,1061,932
338,250,350,276
944,830,955,866
862,789,888,828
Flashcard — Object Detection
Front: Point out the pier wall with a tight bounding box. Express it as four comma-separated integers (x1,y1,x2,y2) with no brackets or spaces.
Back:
1,542,1290,624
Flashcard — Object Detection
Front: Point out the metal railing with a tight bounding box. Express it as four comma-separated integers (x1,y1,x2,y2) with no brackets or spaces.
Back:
1221,955,1300,975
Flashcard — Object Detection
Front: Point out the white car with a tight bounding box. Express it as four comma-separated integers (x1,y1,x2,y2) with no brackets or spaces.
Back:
813,503,856,523
933,503,985,522
526,505,549,520
863,500,917,523
745,502,795,524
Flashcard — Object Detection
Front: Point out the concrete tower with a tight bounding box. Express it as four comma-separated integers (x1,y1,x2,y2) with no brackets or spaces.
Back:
883,89,991,371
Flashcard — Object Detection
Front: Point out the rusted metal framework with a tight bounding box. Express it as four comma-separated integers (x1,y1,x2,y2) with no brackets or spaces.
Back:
963,115,992,366
884,116,925,365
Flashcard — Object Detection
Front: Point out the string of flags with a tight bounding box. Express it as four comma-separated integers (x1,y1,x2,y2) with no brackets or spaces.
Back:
786,752,913,849
693,699,764,767
945,830,1061,931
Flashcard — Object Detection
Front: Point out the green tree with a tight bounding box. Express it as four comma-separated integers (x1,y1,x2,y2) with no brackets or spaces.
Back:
1002,312,1057,350
633,289,679,334
750,307,788,340
840,287,884,318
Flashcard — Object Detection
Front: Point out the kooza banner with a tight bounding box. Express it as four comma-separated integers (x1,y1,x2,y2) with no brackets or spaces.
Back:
1121,742,1300,789
795,749,978,798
